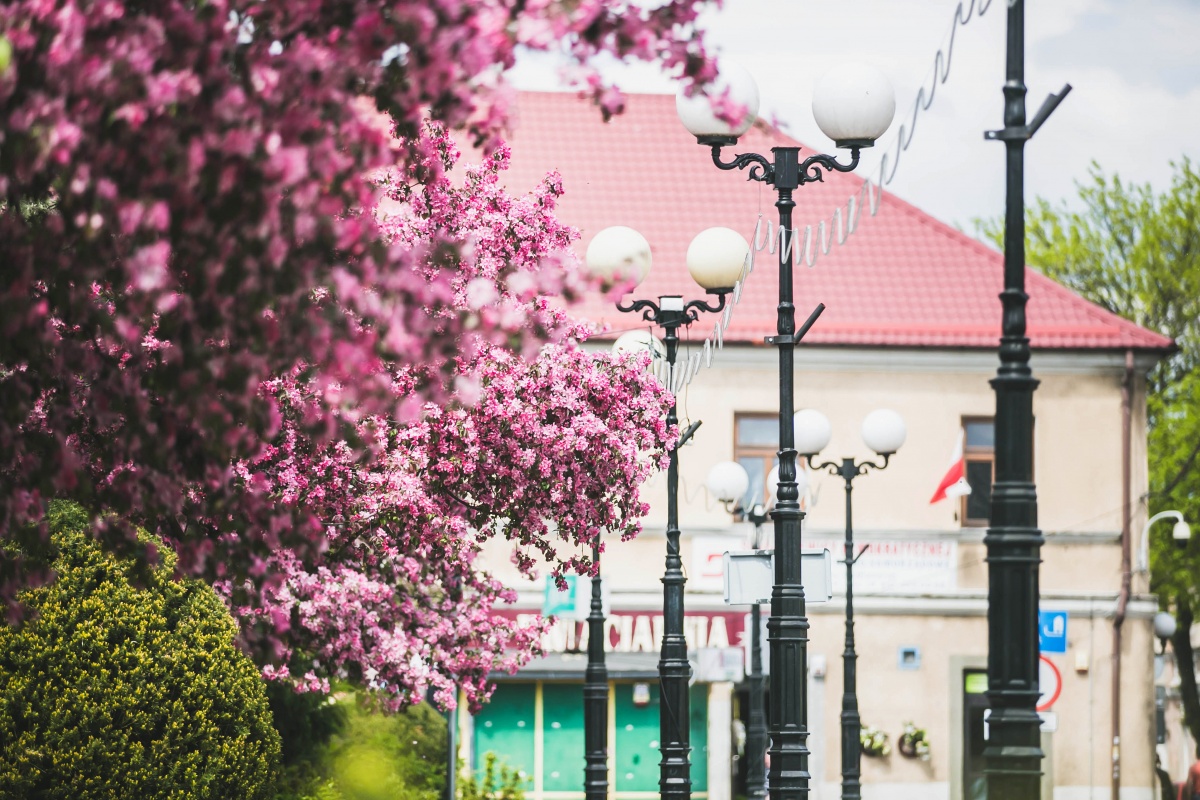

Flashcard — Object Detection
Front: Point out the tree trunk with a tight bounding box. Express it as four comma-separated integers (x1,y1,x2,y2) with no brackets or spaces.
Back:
1172,593,1200,755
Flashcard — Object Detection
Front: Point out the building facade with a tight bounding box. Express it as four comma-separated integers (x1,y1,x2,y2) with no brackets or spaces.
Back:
455,91,1173,800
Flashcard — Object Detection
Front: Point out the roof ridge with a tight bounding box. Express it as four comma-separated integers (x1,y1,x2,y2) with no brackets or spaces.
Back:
505,90,1175,353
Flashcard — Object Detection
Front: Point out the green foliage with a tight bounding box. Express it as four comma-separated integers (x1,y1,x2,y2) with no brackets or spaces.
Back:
270,685,346,765
274,695,448,800
0,502,281,800
460,752,526,800
976,159,1200,596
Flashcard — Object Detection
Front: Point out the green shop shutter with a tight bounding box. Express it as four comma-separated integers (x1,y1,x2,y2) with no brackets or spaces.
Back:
474,682,537,792
613,683,710,795
542,683,586,793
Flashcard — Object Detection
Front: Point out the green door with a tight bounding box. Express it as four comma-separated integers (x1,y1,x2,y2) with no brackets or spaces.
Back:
689,684,708,793
614,683,659,793
474,683,536,793
542,683,586,793
613,684,709,795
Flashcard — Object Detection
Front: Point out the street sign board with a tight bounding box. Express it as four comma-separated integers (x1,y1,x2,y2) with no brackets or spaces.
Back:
722,549,833,606
543,575,579,617
1037,654,1062,711
542,575,609,620
1039,609,1068,653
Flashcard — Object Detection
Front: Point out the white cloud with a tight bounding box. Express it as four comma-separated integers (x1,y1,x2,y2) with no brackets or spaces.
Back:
508,0,1200,228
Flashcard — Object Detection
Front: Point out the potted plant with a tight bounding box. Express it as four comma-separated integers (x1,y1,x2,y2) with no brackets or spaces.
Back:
859,724,891,758
898,722,931,761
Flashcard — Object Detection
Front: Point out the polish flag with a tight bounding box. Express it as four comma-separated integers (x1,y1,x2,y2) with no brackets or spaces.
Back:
930,430,972,504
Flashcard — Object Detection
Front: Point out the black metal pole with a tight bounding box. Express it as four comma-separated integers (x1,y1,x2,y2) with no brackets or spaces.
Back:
765,147,812,800
980,0,1068,795
447,702,458,800
746,509,770,800
838,459,861,800
700,139,863,800
658,323,692,800
610,288,728,800
584,540,609,800
805,455,888,800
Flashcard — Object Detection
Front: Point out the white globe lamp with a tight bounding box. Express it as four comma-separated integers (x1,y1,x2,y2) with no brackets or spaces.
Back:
1174,518,1193,546
612,330,666,363
585,226,652,288
860,409,907,456
706,461,750,506
686,227,749,291
765,464,807,509
794,409,833,457
676,62,760,142
812,62,896,149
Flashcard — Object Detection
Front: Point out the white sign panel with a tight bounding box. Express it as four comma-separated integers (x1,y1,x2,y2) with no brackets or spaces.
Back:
802,538,957,593
723,550,833,605
695,647,746,683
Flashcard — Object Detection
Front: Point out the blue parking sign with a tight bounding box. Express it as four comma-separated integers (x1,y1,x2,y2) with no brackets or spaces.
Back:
1039,610,1068,654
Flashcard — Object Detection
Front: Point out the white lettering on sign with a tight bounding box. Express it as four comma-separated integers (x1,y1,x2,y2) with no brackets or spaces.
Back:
802,538,957,593
515,612,736,654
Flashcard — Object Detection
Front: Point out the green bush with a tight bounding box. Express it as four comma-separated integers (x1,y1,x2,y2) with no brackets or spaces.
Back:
460,752,526,800
295,695,451,800
0,502,281,800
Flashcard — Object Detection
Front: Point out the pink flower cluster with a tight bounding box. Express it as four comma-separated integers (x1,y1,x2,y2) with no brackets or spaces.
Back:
0,1,713,617
234,340,674,711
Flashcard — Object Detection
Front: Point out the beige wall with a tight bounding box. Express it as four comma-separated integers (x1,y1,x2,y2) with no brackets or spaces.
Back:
477,343,1161,799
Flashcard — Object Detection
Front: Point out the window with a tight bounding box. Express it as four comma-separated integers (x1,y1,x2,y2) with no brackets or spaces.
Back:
734,414,778,512
962,418,994,526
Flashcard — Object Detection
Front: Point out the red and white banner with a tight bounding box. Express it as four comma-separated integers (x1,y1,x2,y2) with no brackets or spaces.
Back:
930,430,971,503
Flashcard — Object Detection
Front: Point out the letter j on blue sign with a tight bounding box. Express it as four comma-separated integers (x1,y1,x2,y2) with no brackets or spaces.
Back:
1039,610,1068,654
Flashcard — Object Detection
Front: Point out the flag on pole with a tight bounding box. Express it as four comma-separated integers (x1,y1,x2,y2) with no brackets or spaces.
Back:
930,430,972,503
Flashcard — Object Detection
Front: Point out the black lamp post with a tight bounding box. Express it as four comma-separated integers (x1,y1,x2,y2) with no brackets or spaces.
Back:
586,225,749,800
584,539,608,800
704,461,810,800
745,503,770,800
794,408,906,800
679,62,896,800
982,2,1070,796
742,502,771,800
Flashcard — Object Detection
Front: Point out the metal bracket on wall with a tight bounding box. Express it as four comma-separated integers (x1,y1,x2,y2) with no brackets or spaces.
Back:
764,303,825,347
985,84,1073,142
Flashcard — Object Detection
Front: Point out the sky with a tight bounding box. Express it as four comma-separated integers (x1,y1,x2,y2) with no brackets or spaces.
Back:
509,0,1200,233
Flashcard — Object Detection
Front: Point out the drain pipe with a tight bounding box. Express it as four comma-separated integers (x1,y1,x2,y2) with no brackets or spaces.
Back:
1112,349,1134,800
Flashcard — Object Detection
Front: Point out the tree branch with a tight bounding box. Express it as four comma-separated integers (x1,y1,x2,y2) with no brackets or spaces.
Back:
1161,436,1200,498
1172,594,1200,755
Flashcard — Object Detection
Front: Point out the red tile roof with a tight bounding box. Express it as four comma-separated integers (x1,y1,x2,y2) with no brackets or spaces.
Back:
497,91,1172,352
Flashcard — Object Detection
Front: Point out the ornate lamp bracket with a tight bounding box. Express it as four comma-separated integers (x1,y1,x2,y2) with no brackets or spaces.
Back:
616,291,730,328
709,145,862,188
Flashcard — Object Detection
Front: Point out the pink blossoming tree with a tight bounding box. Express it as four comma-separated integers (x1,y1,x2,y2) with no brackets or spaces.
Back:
0,1,711,704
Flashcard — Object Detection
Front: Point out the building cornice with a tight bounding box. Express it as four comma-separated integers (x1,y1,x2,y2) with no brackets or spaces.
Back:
509,591,1157,619
629,525,1120,545
585,341,1160,377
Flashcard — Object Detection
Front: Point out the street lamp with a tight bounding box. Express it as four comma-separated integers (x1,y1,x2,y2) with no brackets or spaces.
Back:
680,62,895,800
584,538,607,800
706,462,810,800
1154,611,1177,655
587,224,748,800
981,3,1071,795
1137,510,1192,573
794,408,906,800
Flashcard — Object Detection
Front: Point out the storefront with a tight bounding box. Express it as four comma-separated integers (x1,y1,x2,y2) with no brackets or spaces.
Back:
462,610,747,800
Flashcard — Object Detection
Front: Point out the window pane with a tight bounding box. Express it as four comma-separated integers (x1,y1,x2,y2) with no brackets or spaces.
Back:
965,460,993,522
737,417,778,448
965,421,994,450
738,457,765,510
